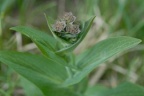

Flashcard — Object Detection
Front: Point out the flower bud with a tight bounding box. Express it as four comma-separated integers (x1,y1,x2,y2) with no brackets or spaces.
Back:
52,12,81,44
63,12,76,23
66,24,81,34
53,21,66,32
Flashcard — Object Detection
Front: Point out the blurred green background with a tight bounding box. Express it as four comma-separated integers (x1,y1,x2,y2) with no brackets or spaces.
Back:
0,0,144,96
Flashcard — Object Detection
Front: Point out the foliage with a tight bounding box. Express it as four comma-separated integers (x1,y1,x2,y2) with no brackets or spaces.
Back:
0,14,142,95
0,0,144,96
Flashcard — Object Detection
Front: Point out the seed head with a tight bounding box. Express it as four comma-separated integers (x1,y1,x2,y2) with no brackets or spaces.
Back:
53,21,66,32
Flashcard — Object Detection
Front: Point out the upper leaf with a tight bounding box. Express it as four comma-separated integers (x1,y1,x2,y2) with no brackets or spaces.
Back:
61,36,141,86
10,26,67,66
10,26,56,51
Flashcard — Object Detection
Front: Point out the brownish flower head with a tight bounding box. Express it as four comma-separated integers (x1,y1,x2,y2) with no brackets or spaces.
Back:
63,12,76,23
66,24,81,34
53,21,66,32
52,12,81,43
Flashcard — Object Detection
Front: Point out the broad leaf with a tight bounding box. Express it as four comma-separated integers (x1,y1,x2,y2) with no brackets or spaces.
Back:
76,36,141,68
10,26,56,51
0,51,67,84
0,51,80,96
61,36,141,86
85,82,144,96
10,26,67,66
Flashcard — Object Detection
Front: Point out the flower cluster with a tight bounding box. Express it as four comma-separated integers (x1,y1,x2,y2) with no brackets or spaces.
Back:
52,12,81,43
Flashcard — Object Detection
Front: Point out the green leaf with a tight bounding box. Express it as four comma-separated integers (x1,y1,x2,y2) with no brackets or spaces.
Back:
0,51,67,84
56,16,96,53
61,36,141,86
85,82,144,96
0,51,80,96
10,26,67,66
77,36,141,68
10,26,56,51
